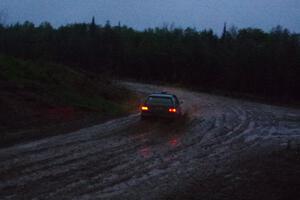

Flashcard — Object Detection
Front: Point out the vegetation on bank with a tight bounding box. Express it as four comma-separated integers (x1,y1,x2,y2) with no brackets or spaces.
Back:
0,55,134,137
0,20,299,103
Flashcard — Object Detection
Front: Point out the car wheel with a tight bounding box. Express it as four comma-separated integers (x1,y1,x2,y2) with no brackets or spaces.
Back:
141,115,147,120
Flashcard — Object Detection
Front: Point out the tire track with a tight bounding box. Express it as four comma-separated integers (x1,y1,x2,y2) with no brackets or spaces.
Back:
1,82,299,200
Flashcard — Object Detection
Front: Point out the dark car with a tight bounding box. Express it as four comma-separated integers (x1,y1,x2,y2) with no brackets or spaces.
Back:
140,92,182,119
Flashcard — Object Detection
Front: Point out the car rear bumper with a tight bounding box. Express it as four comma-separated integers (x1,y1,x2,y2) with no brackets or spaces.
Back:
141,111,180,119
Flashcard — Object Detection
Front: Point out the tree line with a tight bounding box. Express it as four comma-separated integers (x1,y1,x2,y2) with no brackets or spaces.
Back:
0,19,299,101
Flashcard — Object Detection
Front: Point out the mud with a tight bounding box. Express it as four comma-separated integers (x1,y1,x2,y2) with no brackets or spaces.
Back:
0,82,299,199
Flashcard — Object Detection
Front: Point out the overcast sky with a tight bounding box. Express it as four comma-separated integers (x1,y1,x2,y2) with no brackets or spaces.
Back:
1,0,299,33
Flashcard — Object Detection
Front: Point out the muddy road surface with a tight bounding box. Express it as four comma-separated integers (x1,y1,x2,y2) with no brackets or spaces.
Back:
1,82,300,199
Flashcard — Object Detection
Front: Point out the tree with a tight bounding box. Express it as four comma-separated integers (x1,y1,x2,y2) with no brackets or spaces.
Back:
89,16,96,34
0,21,299,101
221,22,227,40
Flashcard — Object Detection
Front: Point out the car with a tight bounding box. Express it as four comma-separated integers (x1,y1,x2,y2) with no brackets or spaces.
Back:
140,92,183,119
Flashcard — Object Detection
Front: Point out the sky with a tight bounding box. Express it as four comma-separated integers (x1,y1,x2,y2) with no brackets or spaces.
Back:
0,0,299,33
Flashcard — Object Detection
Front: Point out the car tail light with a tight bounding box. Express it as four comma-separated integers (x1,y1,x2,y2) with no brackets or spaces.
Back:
141,106,149,111
168,108,177,113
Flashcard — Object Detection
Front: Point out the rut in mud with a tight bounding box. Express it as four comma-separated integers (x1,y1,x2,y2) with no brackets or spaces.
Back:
0,82,299,200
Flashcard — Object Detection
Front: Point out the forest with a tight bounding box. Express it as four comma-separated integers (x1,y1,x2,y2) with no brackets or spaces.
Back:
0,19,299,102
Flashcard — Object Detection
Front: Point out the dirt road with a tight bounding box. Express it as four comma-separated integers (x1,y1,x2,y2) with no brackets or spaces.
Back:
1,82,300,199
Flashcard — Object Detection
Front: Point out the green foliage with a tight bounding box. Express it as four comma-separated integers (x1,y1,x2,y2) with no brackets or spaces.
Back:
0,21,299,101
0,55,126,115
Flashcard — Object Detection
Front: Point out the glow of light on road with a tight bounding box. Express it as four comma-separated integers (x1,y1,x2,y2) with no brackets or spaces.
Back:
139,147,152,158
169,138,179,147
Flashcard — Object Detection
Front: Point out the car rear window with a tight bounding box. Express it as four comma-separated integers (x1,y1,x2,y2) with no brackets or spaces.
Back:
146,96,173,106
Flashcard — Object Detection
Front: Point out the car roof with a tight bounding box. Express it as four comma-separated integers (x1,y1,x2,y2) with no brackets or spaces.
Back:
148,93,175,98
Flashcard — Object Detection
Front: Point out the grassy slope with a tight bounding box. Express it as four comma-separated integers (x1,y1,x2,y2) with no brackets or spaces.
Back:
0,55,136,144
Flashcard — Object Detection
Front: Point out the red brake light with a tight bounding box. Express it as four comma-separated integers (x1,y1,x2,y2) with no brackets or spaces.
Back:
169,108,177,113
141,106,149,111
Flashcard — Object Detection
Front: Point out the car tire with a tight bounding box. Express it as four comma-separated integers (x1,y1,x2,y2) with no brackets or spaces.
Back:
141,115,147,120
